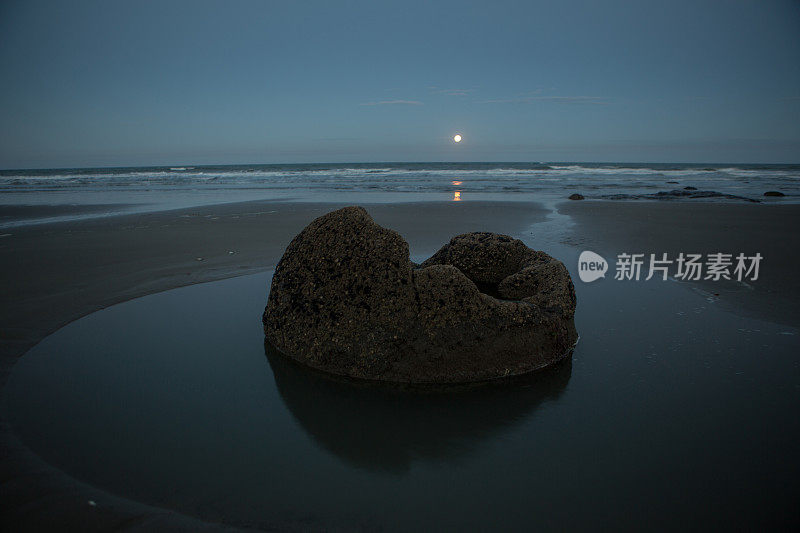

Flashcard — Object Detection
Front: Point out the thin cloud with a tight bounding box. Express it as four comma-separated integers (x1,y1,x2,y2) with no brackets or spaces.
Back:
430,87,475,96
360,100,423,106
479,95,609,105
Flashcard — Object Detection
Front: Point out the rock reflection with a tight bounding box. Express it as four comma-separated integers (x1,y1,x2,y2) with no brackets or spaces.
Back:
265,341,572,474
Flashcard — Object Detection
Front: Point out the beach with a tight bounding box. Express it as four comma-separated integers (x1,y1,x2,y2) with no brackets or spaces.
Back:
559,201,800,325
0,200,547,360
0,200,546,531
1,198,798,530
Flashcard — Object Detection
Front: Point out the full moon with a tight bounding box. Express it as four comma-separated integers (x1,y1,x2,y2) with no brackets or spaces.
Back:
453,134,462,143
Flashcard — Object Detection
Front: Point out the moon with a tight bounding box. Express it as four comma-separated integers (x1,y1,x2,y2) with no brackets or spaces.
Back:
453,134,462,143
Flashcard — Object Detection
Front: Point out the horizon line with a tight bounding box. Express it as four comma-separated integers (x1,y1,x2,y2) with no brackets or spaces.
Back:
3,160,800,172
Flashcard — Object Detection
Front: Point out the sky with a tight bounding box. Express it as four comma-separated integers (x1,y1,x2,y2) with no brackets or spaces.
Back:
0,0,799,168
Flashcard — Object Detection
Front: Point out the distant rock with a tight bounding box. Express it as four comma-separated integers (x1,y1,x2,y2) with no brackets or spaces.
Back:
763,191,785,197
263,206,578,385
568,193,584,200
657,189,697,198
600,189,759,203
666,181,679,184
656,189,760,202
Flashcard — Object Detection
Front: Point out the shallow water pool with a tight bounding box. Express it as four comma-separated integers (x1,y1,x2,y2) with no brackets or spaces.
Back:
3,262,798,530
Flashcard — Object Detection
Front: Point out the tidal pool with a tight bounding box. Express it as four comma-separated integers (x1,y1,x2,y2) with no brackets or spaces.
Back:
3,268,798,530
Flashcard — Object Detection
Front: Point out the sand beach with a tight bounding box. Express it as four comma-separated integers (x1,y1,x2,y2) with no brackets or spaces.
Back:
1,197,798,530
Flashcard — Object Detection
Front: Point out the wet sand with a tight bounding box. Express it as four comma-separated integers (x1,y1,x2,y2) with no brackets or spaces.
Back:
558,201,800,326
2,198,798,530
0,200,547,361
0,204,136,225
0,199,546,531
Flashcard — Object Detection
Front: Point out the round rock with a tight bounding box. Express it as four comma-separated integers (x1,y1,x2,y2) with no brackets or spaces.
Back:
263,206,578,384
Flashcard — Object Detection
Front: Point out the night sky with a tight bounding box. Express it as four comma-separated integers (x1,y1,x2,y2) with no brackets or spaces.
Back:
1,0,799,168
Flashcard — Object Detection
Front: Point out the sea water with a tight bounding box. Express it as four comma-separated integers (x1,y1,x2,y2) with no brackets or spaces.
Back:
1,162,799,227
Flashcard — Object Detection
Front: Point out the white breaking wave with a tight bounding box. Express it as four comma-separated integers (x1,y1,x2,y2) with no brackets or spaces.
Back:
1,164,797,202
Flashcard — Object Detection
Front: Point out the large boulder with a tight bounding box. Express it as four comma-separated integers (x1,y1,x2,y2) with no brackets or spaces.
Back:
262,206,578,384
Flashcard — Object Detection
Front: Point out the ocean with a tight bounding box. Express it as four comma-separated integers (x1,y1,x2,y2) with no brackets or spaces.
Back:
1,162,798,227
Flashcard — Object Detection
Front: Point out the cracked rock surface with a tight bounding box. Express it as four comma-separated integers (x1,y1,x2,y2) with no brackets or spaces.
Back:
263,206,577,384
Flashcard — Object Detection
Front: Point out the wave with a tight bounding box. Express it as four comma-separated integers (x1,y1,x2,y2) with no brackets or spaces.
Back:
0,164,797,204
